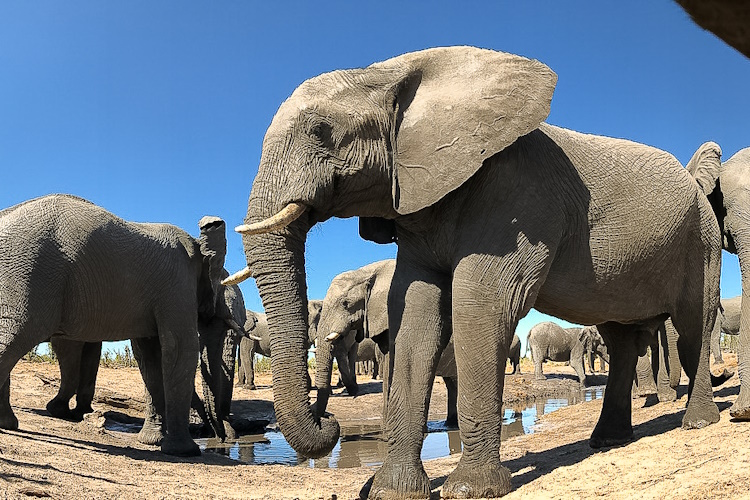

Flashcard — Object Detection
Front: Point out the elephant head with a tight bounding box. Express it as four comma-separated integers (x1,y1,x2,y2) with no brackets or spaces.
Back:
580,326,609,363
315,260,394,407
224,46,556,458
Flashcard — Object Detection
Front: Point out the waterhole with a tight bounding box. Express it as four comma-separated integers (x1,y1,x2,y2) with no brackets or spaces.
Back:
198,386,604,468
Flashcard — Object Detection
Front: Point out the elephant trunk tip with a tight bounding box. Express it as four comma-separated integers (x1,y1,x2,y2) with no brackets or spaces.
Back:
285,412,340,459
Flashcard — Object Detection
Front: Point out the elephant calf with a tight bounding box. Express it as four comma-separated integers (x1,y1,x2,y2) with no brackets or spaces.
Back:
527,322,606,386
507,333,522,375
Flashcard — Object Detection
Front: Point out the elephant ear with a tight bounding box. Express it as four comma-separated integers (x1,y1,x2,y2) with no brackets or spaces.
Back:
373,46,557,214
686,141,722,196
197,216,227,321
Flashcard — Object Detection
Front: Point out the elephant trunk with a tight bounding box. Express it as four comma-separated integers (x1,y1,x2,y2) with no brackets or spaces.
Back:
313,334,335,415
243,227,339,458
199,316,240,441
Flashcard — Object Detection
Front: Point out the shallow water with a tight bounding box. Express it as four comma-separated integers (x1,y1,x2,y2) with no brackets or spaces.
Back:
198,386,604,469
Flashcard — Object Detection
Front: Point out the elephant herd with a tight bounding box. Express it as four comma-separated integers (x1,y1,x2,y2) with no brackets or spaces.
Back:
2,15,750,497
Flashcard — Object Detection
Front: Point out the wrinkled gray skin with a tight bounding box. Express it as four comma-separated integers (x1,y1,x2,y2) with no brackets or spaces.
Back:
230,47,722,498
527,323,606,386
0,194,228,457
236,300,321,390
507,334,522,375
687,145,750,419
632,321,680,402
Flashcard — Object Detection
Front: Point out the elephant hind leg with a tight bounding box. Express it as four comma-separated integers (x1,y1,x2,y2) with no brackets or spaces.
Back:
590,322,640,448
0,308,62,429
131,336,166,446
47,338,85,420
71,341,102,420
672,305,720,429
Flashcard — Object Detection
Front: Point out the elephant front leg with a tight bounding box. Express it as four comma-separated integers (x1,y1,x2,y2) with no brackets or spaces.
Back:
132,337,166,446
47,338,85,420
157,321,200,457
366,268,450,499
590,323,639,448
441,265,523,499
72,341,102,420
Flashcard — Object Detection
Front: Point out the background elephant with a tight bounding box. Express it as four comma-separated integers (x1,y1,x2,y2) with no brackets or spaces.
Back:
0,194,227,457
507,334,522,375
355,337,381,379
687,144,750,418
226,47,722,498
236,300,321,390
582,326,608,374
314,259,457,427
46,339,102,422
526,322,606,386
710,297,739,364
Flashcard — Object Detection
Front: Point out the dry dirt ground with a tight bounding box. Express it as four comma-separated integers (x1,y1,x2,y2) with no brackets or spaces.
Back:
1,355,749,499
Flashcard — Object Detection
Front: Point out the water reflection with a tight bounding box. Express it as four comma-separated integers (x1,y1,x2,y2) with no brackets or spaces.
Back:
199,386,604,469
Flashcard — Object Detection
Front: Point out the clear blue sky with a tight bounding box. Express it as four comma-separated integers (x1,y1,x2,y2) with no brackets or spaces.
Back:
1,1,748,354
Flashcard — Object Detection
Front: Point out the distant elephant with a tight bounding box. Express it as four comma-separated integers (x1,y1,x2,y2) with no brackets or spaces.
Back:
687,144,750,418
236,300,321,390
507,334,521,375
527,322,606,386
582,326,608,374
355,337,380,379
0,194,228,457
710,297,739,364
225,47,722,497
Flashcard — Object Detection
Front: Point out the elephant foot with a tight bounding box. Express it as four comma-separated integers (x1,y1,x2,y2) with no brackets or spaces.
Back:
0,411,19,430
161,435,201,457
657,387,677,402
441,461,512,499
137,419,164,445
445,415,458,429
682,401,720,429
46,398,78,421
363,459,430,499
534,374,546,381
589,431,633,449
223,420,237,441
729,387,750,420
70,404,94,422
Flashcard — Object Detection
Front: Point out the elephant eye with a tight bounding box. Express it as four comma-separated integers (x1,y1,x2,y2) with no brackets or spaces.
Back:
310,121,333,144
341,299,349,309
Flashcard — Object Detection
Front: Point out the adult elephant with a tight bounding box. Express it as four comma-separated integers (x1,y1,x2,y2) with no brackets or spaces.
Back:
526,322,606,386
0,194,228,457
711,296,739,364
687,144,750,418
46,278,252,442
236,300,320,390
314,259,458,425
676,0,750,58
224,47,722,498
316,260,394,398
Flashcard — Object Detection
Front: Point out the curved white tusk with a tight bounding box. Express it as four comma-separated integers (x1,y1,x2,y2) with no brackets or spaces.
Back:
235,202,307,235
325,331,341,342
246,333,263,342
222,267,252,286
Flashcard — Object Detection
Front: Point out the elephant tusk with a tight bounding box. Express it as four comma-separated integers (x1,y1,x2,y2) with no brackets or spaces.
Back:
325,331,341,342
246,333,263,342
234,202,307,235
223,317,261,341
222,267,252,286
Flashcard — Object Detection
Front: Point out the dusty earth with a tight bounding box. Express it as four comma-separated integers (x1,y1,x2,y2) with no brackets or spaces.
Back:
1,355,749,499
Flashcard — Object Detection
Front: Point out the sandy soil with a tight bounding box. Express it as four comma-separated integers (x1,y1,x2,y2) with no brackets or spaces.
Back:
1,355,748,499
